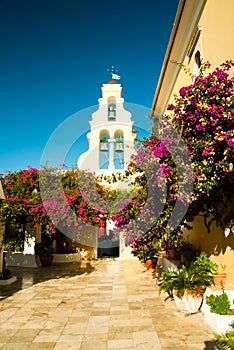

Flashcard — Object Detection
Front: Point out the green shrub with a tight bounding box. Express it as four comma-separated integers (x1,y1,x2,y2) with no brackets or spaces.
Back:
206,292,231,315
192,252,218,274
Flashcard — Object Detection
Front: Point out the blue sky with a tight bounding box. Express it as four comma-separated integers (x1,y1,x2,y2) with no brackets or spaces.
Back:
0,0,179,174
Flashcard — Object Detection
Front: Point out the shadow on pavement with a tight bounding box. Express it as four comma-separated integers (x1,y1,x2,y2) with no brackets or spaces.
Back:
203,341,218,349
0,260,97,300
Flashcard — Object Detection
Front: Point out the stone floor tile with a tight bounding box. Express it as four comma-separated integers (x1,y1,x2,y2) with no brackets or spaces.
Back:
63,324,86,334
56,334,83,343
28,342,56,350
54,344,81,350
32,327,64,343
108,331,135,340
0,344,30,350
108,339,135,348
85,325,109,334
133,330,161,349
8,328,39,343
80,340,107,350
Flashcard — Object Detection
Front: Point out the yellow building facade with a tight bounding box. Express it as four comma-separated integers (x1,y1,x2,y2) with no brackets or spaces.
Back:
152,0,234,283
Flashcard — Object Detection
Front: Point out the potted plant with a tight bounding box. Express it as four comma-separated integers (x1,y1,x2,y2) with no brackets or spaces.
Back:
35,241,54,267
130,237,159,269
212,264,227,288
203,290,234,334
163,228,183,260
143,241,160,270
166,238,177,260
159,252,216,314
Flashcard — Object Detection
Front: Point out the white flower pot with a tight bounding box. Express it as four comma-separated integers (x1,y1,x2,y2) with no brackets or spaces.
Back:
173,289,203,314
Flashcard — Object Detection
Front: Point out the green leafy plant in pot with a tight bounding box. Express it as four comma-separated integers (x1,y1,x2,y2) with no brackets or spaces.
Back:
159,252,215,314
35,241,54,267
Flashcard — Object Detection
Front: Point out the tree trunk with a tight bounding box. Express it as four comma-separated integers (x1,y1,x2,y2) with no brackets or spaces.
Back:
0,223,5,278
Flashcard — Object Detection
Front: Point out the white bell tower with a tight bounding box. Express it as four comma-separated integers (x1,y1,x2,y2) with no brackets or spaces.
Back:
77,81,136,174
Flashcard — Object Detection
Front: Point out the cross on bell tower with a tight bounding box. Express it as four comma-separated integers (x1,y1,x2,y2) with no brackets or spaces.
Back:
77,80,136,174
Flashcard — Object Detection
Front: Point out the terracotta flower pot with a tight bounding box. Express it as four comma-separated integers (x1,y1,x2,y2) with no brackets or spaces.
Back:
212,273,227,288
145,258,158,270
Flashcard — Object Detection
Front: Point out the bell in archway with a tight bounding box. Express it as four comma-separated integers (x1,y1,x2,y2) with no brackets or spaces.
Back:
108,107,116,120
100,142,109,152
115,142,124,153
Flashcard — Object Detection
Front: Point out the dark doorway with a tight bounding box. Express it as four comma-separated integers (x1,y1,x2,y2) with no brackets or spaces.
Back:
97,219,119,258
98,234,119,258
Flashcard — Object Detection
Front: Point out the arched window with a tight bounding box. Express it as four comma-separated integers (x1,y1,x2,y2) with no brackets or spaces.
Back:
192,50,202,78
187,26,203,79
195,50,202,68
107,96,116,121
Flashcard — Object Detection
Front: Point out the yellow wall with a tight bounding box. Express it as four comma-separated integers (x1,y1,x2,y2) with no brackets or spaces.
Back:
200,0,234,68
167,0,234,108
183,216,234,284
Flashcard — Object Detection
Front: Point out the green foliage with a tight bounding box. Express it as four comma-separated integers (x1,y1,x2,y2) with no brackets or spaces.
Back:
131,238,160,262
215,323,234,349
4,240,23,252
206,292,231,315
159,252,214,298
192,252,218,275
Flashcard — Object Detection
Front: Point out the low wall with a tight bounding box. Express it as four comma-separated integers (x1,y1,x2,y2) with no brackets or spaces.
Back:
5,252,81,266
5,252,39,267
53,252,81,263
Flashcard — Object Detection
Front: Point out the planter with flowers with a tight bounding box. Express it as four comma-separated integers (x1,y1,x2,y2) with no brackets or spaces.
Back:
130,237,159,270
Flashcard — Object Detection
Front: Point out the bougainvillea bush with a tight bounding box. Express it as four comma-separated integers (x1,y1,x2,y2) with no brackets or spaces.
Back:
0,166,117,245
165,60,234,230
112,61,234,258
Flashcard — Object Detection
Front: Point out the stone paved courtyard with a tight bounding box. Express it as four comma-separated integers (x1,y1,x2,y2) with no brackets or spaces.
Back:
0,258,217,349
